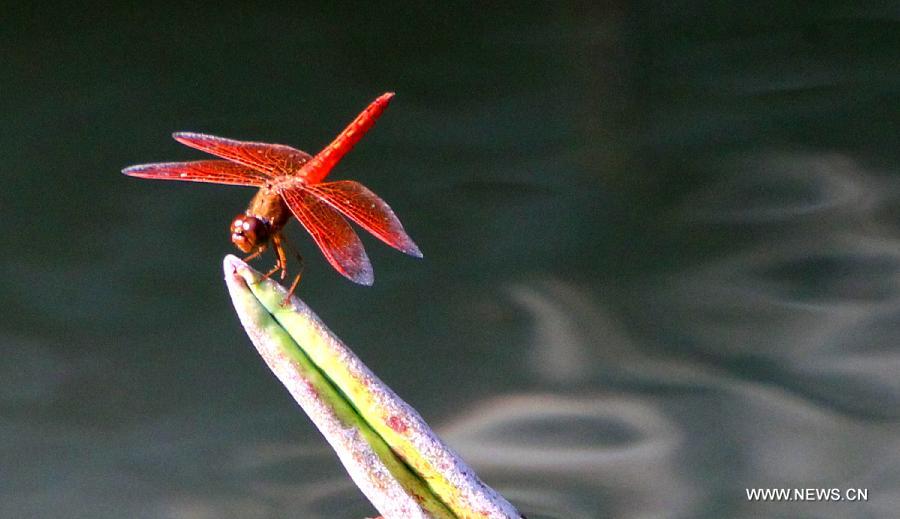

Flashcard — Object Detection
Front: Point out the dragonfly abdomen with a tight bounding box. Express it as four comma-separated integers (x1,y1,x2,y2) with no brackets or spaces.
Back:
301,92,394,183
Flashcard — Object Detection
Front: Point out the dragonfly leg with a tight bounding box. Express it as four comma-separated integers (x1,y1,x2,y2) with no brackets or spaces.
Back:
243,244,267,263
261,245,280,280
285,273,302,303
278,236,305,305
285,254,304,297
273,234,289,281
263,234,289,281
262,264,280,280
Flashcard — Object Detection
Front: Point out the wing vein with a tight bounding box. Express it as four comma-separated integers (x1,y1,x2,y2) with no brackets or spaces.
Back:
279,187,374,285
301,180,422,257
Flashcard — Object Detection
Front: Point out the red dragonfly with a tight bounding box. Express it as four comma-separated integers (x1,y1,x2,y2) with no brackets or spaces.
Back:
123,93,421,292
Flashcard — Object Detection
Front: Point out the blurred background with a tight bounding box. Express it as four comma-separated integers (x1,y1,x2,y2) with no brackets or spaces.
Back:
2,2,899,518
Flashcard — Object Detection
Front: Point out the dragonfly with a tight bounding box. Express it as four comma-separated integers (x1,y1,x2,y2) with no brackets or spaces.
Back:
122,92,422,294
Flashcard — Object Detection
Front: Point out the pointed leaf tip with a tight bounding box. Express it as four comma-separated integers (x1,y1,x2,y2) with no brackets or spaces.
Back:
223,255,522,519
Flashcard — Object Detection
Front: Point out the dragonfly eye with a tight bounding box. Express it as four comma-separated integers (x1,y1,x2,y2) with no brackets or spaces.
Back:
230,215,269,253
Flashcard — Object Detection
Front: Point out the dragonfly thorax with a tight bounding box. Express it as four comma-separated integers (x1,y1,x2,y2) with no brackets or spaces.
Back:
230,214,270,253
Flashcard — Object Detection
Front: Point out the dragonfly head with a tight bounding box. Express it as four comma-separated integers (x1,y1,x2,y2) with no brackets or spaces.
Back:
230,214,270,253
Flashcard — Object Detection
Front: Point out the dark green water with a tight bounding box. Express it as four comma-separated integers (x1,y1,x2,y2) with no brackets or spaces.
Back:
2,3,899,518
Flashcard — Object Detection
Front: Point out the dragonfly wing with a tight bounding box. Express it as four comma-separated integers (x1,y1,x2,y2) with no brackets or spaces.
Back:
172,132,312,178
122,160,268,187
301,93,394,183
302,180,422,257
280,186,374,285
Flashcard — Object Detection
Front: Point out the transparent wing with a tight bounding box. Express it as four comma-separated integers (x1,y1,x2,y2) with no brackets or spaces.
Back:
302,180,422,257
172,132,312,178
122,160,268,186
280,186,374,285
